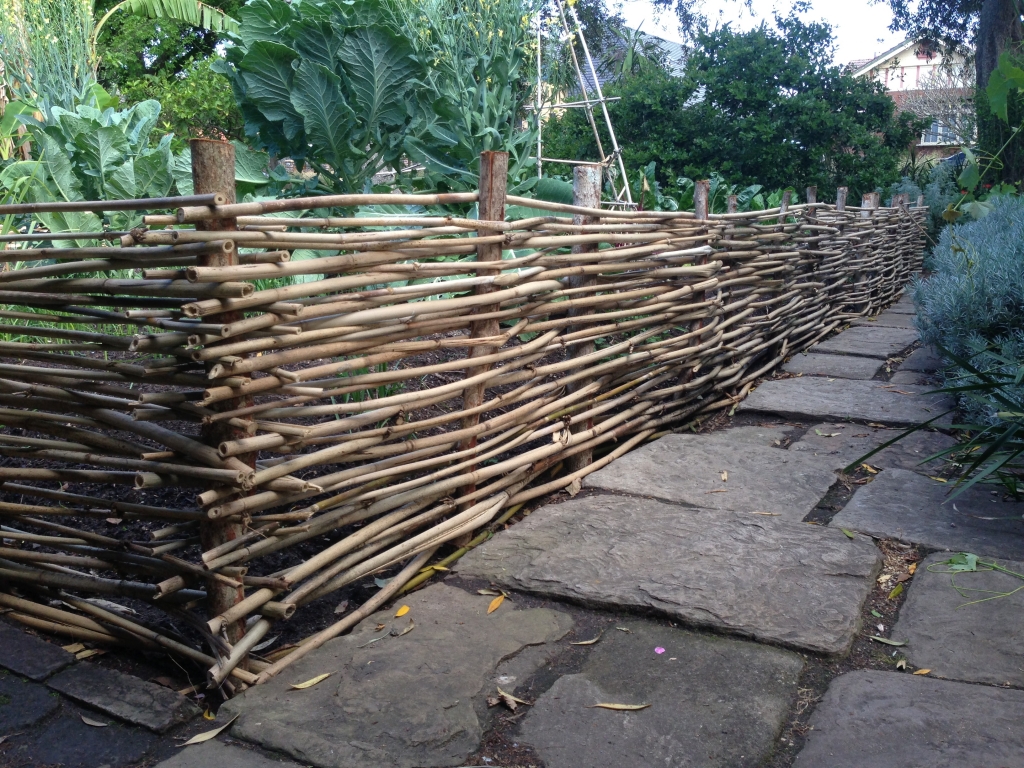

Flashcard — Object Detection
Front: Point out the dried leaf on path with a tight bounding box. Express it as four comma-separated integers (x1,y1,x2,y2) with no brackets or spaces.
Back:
290,673,331,690
395,605,410,618
179,715,239,746
570,631,604,646
396,619,415,637
487,595,505,614
870,636,907,646
588,703,651,711
81,716,108,727
913,669,931,676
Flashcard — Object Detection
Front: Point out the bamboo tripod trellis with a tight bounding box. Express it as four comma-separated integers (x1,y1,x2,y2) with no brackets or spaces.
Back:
0,144,925,692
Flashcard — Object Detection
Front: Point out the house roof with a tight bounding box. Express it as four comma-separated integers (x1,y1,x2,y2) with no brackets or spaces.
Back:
849,37,935,79
578,27,689,93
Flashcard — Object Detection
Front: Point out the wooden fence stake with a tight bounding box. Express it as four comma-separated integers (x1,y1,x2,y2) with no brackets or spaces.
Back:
806,186,817,206
458,152,509,509
566,164,602,474
191,139,250,646
836,187,848,212
694,180,710,220
726,194,738,214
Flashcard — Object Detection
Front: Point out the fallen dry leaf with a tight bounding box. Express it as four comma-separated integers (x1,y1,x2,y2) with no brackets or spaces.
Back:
870,636,907,647
477,589,502,596
395,605,410,618
61,643,85,654
895,573,911,583
913,669,931,676
497,687,531,711
290,673,331,690
720,470,728,482
81,716,108,728
908,563,917,575
76,649,104,660
877,574,892,583
896,659,907,670
861,463,879,474
105,518,122,525
487,594,505,614
587,703,651,711
179,715,239,746
570,631,604,646
396,619,415,637
566,478,582,497
202,709,216,721
928,476,948,483
334,600,350,615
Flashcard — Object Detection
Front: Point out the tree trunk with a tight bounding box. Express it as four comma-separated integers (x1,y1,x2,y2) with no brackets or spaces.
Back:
977,0,1024,89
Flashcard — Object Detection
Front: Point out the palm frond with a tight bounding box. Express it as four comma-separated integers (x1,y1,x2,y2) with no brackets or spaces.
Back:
93,0,238,46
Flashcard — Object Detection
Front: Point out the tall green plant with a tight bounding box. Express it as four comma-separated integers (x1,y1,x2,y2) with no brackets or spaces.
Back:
1,0,237,109
214,0,422,194
392,0,540,189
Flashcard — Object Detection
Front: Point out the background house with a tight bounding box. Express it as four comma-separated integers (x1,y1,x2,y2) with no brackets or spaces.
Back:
851,38,974,160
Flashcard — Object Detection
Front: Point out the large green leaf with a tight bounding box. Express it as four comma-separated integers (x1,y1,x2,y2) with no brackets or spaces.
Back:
239,41,304,140
339,28,418,130
235,0,294,47
75,125,130,194
291,62,356,174
108,159,138,200
135,145,174,198
35,133,84,202
94,0,239,45
293,18,342,71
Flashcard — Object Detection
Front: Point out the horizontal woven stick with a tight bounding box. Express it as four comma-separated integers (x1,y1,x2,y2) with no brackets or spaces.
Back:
0,193,224,215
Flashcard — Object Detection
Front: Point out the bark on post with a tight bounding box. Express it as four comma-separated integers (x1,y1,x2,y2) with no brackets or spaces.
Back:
458,152,508,504
566,164,602,474
916,194,925,208
726,195,738,214
780,190,791,220
694,180,710,221
836,187,848,212
806,186,817,206
190,139,251,646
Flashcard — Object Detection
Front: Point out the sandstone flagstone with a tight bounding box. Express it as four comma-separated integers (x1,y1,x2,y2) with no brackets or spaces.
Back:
739,377,953,426
789,422,955,474
892,552,1024,687
782,353,884,380
222,583,572,768
456,495,881,654
584,432,838,520
3,709,158,768
831,469,1024,560
154,739,303,768
46,662,200,734
810,326,920,359
0,669,59,732
850,312,916,328
899,345,944,372
792,670,1024,768
520,620,804,768
0,620,75,681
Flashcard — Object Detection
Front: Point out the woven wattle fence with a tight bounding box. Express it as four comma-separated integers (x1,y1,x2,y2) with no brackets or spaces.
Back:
0,144,925,690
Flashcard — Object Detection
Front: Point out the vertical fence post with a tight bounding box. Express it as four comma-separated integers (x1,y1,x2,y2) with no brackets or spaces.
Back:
836,187,848,212
459,151,509,506
566,164,602,474
694,180,710,221
190,139,249,647
726,195,738,214
860,193,874,219
916,194,925,208
806,186,817,206
780,190,791,220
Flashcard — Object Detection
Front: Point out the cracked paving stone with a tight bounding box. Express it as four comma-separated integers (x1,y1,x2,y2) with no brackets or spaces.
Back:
0,620,75,681
456,495,881,654
810,326,920,359
221,583,572,768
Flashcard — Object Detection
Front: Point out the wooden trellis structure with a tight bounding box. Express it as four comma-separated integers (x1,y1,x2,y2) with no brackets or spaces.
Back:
0,143,925,691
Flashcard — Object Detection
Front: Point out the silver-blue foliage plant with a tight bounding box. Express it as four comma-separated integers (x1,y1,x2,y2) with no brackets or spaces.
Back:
914,195,1024,422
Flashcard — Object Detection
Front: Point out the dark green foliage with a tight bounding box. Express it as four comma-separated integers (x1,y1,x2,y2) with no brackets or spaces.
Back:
543,16,921,200
117,57,246,149
215,0,422,193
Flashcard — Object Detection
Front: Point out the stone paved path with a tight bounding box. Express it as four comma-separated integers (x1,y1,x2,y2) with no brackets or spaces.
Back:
4,289,1024,768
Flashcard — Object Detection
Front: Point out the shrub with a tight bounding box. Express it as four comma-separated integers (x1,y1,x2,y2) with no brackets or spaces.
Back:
914,195,1024,423
887,162,961,246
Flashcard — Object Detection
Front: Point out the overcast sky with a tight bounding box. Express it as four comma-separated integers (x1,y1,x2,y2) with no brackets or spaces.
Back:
619,0,906,65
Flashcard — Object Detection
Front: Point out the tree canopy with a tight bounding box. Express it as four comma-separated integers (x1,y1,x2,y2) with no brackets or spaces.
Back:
543,14,921,200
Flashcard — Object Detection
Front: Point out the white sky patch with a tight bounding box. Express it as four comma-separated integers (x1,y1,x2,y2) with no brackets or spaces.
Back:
617,0,905,65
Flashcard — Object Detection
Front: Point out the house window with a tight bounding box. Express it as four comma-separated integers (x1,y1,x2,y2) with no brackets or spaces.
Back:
921,121,956,145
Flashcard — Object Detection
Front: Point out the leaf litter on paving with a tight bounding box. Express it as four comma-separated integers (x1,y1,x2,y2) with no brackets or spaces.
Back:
487,594,505,614
588,703,651,711
179,715,239,746
290,673,331,690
